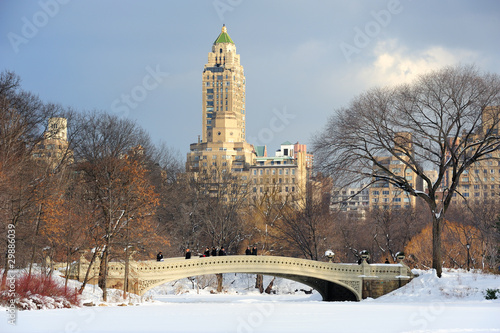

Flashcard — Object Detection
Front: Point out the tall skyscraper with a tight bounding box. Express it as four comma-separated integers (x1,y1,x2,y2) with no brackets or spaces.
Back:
202,24,246,143
186,25,254,175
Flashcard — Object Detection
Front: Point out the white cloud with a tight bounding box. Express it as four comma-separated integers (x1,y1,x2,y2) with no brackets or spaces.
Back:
360,39,480,87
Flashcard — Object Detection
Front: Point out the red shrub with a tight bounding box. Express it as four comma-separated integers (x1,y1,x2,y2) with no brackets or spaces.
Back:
0,273,81,310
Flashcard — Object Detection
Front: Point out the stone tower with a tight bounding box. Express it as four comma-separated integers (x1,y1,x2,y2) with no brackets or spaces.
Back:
186,25,254,175
202,24,246,143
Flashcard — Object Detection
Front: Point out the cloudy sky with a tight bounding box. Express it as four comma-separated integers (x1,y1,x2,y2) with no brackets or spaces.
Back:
1,0,499,157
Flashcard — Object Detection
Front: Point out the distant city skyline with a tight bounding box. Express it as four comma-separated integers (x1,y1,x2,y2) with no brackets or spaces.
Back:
1,1,499,155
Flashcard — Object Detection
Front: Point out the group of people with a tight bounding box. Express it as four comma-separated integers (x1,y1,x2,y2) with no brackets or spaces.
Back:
186,246,227,259
157,245,259,261
245,246,258,255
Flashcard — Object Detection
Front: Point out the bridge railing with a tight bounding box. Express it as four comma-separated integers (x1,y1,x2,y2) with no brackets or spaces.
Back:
69,254,412,287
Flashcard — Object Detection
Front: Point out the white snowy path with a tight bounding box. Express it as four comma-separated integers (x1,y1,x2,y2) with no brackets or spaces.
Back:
1,269,500,333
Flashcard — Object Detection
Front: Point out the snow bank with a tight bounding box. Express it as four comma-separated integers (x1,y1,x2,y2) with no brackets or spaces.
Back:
376,268,500,302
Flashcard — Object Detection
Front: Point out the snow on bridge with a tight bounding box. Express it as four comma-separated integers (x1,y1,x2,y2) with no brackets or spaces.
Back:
70,255,413,301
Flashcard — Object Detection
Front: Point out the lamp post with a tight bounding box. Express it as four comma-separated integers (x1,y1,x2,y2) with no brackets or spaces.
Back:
325,250,335,263
466,243,470,272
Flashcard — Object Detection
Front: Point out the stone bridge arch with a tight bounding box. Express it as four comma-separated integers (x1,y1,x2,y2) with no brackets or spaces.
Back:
140,259,360,301
80,255,412,301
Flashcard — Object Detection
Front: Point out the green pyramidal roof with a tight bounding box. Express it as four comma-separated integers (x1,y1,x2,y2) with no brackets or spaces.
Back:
214,25,234,44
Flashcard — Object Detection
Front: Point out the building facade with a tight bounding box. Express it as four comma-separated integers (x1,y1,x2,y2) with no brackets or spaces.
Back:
446,106,500,205
32,117,71,168
186,25,255,176
331,184,370,219
185,26,312,204
368,132,424,210
249,142,308,202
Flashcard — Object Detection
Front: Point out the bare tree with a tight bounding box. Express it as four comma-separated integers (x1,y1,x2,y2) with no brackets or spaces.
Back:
368,206,425,262
314,65,500,277
193,166,251,254
72,111,158,301
0,71,65,283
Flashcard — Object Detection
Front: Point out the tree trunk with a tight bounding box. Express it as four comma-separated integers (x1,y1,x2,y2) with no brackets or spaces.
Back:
216,273,223,292
64,246,71,290
255,274,264,293
123,253,129,299
28,204,43,276
265,277,275,294
78,250,98,294
98,249,109,301
432,215,443,277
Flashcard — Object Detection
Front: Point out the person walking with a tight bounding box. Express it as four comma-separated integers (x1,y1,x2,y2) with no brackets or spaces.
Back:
218,247,226,256
156,251,164,261
251,246,257,255
245,246,251,255
211,247,217,257
204,247,211,257
185,248,191,259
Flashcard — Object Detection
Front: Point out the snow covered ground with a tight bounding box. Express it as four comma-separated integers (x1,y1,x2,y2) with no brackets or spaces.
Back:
1,269,500,333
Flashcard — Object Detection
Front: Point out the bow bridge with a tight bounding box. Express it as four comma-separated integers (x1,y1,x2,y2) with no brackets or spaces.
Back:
69,255,413,301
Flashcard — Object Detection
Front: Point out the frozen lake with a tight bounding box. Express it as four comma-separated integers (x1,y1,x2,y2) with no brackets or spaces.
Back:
2,269,500,333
